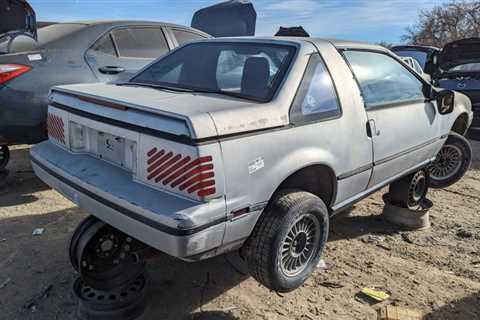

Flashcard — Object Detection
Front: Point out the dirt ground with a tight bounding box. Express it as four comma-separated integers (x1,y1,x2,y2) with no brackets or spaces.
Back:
0,142,479,320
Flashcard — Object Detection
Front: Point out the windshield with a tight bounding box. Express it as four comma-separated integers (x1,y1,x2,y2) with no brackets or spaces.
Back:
6,23,86,53
131,42,296,102
447,63,480,73
393,50,428,70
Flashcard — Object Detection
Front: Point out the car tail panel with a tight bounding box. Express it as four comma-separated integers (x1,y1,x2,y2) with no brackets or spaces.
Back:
47,90,225,202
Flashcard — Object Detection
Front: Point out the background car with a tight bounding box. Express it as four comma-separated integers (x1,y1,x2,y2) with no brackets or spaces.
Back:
434,38,480,141
400,56,431,82
391,45,440,76
0,20,209,168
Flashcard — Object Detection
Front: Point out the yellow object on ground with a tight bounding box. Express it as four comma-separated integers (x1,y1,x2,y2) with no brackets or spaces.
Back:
361,288,390,302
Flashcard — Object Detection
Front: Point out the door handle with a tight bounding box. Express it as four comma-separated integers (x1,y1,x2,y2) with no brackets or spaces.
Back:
366,119,380,137
99,66,125,75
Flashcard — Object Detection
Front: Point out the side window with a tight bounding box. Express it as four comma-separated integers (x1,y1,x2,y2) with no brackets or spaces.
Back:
290,54,341,124
343,50,425,108
172,29,206,46
90,34,116,56
111,28,169,58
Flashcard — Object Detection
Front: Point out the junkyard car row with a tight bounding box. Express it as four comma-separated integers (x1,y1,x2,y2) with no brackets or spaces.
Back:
31,37,473,292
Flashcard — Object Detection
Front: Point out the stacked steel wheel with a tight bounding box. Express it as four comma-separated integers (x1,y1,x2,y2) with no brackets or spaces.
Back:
70,216,149,320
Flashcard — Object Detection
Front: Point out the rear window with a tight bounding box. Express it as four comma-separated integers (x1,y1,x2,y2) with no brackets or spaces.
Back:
8,23,86,52
131,42,296,102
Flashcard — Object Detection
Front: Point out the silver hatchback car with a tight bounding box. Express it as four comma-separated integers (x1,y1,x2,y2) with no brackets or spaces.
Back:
31,37,472,292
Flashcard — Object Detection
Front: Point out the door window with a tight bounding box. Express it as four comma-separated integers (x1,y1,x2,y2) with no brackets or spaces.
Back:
290,54,341,123
91,34,116,56
343,51,425,108
172,29,206,45
111,28,169,58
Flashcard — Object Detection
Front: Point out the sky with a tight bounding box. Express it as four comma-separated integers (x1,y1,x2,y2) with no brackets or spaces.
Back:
28,0,448,44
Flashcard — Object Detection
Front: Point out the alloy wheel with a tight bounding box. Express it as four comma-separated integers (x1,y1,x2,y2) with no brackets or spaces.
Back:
280,214,320,277
429,145,463,181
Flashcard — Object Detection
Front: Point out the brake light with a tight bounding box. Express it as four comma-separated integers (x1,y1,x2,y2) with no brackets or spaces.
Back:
0,64,31,84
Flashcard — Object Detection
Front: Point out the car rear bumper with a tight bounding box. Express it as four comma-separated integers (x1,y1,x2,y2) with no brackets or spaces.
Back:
30,141,227,261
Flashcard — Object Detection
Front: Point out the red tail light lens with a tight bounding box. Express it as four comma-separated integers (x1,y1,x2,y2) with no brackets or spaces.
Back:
0,64,31,85
146,148,216,200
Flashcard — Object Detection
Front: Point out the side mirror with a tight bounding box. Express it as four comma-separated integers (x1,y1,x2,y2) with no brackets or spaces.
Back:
436,90,455,114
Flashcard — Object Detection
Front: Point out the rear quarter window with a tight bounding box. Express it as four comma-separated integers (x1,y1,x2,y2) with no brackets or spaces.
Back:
290,54,341,124
172,29,207,45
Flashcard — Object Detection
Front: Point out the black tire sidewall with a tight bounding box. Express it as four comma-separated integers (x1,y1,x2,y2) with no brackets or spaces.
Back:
0,146,9,170
429,133,472,189
270,195,329,291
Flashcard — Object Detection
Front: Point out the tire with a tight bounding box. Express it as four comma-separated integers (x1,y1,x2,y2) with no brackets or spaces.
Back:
242,190,329,292
389,170,429,209
428,132,472,189
0,145,9,171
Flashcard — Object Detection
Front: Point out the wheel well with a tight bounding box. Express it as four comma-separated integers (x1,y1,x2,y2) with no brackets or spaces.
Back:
271,165,336,209
451,113,469,136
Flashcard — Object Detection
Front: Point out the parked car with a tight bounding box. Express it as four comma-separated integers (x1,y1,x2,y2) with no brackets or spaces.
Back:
402,57,430,77
433,38,480,142
0,6,209,169
31,37,472,292
391,45,440,76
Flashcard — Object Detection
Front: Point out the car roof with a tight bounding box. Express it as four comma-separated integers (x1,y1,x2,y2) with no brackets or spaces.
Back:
54,20,209,36
203,36,390,52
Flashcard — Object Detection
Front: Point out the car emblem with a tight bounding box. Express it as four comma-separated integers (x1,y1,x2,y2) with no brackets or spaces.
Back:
457,82,467,89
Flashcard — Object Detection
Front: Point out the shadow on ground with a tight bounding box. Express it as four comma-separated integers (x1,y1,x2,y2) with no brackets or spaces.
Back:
0,147,50,206
426,292,480,320
0,207,248,320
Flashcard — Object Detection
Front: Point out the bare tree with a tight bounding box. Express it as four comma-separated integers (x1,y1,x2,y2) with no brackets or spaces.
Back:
402,0,480,47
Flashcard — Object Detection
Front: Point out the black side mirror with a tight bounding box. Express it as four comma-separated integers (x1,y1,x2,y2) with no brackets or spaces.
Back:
436,90,455,114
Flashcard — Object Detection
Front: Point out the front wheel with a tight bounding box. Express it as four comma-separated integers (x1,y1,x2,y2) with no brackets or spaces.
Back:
242,190,329,292
428,132,472,188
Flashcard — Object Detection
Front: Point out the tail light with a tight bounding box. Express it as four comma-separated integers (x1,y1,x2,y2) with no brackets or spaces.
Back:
146,147,216,200
0,64,31,85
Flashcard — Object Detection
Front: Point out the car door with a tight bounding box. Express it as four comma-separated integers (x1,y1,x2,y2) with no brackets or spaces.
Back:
343,50,442,187
85,26,171,82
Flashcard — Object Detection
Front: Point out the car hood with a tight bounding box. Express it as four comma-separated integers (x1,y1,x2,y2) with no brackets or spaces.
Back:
191,0,256,37
438,38,480,71
0,0,37,41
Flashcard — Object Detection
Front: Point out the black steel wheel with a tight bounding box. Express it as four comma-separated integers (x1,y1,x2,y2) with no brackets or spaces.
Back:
70,216,101,272
242,189,329,292
72,218,146,290
428,132,472,188
390,170,429,209
0,145,10,170
74,274,148,320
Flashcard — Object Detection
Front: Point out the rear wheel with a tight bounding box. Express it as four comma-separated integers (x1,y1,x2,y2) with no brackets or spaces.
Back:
0,146,9,171
428,132,472,188
242,190,329,292
389,170,429,209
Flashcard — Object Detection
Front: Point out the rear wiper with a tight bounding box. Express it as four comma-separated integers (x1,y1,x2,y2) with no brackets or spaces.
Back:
116,82,194,93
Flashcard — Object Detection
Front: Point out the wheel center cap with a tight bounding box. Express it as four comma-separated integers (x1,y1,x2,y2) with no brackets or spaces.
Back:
291,233,307,256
